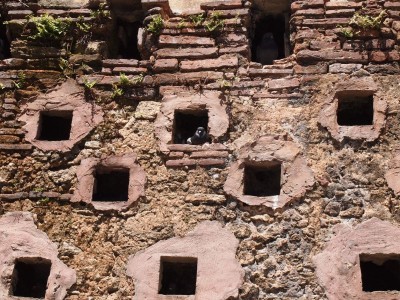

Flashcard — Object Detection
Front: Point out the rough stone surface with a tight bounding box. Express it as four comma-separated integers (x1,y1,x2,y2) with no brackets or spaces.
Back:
0,212,76,300
224,136,315,210
71,154,146,211
155,91,229,152
318,77,387,142
314,218,400,300
19,79,103,152
126,221,244,300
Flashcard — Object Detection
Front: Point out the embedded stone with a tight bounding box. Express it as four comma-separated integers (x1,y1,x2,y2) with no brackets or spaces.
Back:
224,136,314,210
126,221,244,299
19,79,103,152
314,218,400,300
71,154,146,211
0,212,76,300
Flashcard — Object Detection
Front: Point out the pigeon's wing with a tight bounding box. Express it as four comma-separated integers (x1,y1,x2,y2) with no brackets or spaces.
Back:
257,40,279,65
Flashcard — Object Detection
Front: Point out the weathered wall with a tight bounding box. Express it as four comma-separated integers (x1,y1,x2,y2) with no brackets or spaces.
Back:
0,0,400,299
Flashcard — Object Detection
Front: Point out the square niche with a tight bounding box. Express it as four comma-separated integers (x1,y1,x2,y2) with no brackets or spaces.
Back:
244,163,282,197
360,254,400,292
92,167,130,202
10,257,52,298
158,256,198,295
36,111,73,141
337,93,374,126
173,110,209,144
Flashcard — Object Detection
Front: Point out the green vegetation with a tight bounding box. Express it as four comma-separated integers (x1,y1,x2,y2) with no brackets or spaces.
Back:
13,72,26,89
349,10,387,30
147,14,164,35
112,73,144,99
190,13,205,27
83,77,96,90
27,14,70,43
204,11,224,32
338,26,354,38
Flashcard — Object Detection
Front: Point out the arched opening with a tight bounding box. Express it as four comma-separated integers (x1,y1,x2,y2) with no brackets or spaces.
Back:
0,14,11,59
251,0,291,65
108,0,144,59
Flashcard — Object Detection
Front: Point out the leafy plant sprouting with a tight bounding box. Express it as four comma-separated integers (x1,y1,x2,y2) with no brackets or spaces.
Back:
190,13,205,27
118,73,131,87
27,14,70,43
83,78,96,89
111,84,124,99
132,73,144,85
147,14,164,35
111,73,144,99
90,3,111,22
13,72,26,89
349,10,387,30
204,11,224,32
338,26,354,38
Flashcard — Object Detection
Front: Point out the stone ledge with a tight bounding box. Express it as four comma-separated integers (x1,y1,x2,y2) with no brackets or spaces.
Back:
0,144,32,151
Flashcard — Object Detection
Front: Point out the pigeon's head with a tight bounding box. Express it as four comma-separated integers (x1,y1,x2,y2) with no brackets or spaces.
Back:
196,127,206,136
262,32,274,41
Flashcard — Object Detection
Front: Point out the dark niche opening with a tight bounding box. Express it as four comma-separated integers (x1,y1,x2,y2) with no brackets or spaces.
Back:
92,167,130,202
360,254,400,292
244,163,282,197
252,14,290,65
10,258,52,298
0,20,11,59
36,111,73,141
113,19,142,59
159,257,198,295
173,110,210,145
337,94,374,126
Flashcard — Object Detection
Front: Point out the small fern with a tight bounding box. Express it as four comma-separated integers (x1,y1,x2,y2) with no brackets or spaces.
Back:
147,14,164,35
28,14,70,42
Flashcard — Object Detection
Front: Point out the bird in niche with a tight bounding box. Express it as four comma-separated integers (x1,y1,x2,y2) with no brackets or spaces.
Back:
256,32,279,65
187,127,208,145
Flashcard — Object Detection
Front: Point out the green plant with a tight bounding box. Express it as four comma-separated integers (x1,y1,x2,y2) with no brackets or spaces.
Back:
204,11,224,32
118,73,131,87
27,14,70,42
83,77,96,89
338,26,354,38
190,13,205,27
349,10,387,29
111,84,124,99
147,14,164,35
13,72,26,89
177,19,186,29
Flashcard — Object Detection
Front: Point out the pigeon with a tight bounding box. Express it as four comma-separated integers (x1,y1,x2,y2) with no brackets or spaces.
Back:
187,127,208,145
256,32,279,65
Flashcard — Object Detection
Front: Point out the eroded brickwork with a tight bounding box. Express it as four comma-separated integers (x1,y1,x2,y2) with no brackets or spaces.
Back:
0,0,400,299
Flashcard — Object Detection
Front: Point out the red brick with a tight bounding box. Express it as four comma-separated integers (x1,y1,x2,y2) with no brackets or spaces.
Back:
112,67,147,75
159,35,215,47
155,48,218,59
197,158,225,166
201,0,243,10
190,151,229,158
297,49,368,64
153,59,179,72
268,78,300,90
166,159,197,167
0,144,32,150
180,55,238,72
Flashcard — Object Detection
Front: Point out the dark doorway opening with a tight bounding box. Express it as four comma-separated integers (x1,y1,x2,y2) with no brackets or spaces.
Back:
11,258,51,298
337,94,374,126
0,20,11,59
92,167,130,202
159,257,198,295
173,110,209,144
252,14,290,65
360,254,400,292
37,111,73,141
244,163,282,197
114,19,142,59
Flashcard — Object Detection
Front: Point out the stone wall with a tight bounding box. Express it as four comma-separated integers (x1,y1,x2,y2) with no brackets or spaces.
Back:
0,0,400,299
